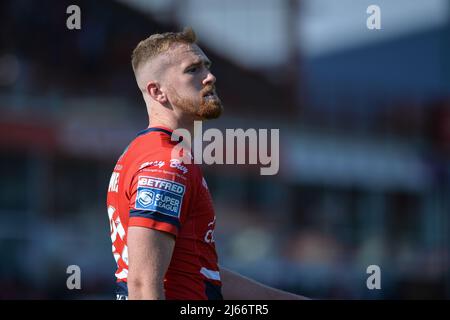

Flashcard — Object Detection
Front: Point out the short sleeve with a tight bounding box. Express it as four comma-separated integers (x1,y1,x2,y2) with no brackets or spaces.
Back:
127,161,190,237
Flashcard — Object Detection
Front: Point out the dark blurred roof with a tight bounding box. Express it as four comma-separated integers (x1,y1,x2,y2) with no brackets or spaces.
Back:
0,0,297,118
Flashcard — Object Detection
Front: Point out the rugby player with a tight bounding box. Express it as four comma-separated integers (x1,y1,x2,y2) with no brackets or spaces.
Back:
106,27,308,300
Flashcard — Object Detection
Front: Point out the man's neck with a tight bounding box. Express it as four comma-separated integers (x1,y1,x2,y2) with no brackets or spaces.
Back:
148,109,201,149
147,103,204,149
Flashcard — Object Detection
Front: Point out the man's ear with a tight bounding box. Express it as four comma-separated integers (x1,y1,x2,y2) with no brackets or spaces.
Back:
147,81,168,104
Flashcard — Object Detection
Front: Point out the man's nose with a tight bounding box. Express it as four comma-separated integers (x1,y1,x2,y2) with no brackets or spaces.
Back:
203,72,216,86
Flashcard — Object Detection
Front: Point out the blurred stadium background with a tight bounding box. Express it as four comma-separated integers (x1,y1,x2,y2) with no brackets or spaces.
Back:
0,0,449,299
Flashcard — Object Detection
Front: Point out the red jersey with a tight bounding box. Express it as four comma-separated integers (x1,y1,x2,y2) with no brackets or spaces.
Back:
106,126,222,300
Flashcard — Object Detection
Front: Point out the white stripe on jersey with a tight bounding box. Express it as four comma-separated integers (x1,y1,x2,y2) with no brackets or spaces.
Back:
200,267,221,281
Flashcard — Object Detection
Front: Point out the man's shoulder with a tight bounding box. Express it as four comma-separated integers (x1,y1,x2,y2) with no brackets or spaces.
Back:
125,130,175,159
128,134,196,179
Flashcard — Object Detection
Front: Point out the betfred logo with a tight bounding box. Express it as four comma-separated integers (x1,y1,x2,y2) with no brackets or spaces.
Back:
138,177,185,195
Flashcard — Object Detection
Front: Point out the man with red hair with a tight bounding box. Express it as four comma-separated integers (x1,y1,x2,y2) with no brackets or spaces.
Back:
107,27,307,300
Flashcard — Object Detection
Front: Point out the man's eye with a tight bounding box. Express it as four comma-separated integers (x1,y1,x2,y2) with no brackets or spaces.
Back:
187,67,198,73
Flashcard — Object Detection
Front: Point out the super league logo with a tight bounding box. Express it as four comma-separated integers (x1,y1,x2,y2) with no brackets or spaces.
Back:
137,189,155,208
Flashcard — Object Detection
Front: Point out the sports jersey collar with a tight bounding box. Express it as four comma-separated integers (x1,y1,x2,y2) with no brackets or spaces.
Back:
136,126,186,144
136,126,174,137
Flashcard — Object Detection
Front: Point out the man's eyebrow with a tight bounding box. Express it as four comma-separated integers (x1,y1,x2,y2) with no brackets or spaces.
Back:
186,58,212,69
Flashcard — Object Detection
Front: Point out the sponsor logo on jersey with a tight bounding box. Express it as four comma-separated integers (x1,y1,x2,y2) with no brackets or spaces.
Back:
204,216,216,243
135,177,186,218
137,189,155,207
139,160,165,170
170,159,188,174
202,177,208,190
108,172,120,192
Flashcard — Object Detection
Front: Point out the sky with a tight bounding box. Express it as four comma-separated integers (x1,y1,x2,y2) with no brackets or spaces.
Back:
121,0,449,68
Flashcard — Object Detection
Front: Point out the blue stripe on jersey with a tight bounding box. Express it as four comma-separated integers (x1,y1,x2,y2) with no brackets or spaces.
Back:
129,209,181,229
204,281,223,300
136,127,173,137
116,281,128,297
136,127,184,143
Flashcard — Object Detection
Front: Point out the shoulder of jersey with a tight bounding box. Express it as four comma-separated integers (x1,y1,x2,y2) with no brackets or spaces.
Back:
131,131,192,176
128,130,174,157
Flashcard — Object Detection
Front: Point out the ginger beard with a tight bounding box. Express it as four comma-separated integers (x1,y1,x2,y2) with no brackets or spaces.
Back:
168,85,223,120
